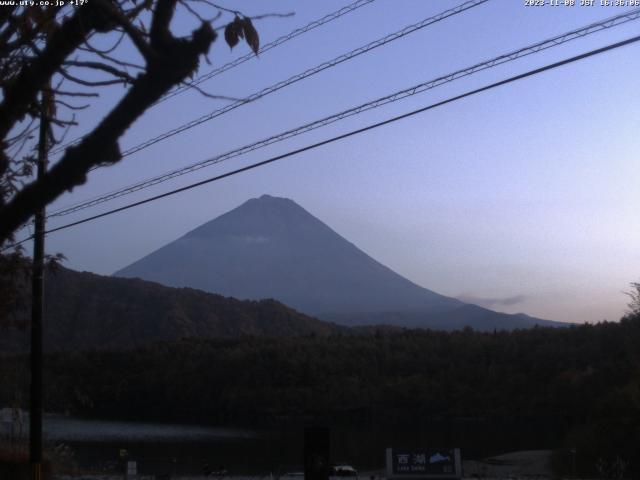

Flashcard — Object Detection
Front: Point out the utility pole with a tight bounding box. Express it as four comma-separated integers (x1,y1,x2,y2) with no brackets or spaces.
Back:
30,86,50,480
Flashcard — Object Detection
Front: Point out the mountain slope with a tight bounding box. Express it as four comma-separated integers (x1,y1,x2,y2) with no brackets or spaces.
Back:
115,195,463,317
330,305,559,330
0,264,341,352
114,195,562,330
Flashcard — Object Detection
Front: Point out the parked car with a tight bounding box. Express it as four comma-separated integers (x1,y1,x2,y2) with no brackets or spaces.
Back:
330,464,358,479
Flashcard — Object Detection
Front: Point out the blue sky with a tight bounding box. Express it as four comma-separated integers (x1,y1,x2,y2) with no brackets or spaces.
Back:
39,0,640,324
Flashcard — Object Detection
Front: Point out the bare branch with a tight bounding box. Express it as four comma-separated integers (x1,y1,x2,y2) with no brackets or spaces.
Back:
6,129,37,159
178,1,222,25
0,9,218,243
191,1,293,23
0,2,115,140
250,12,295,21
181,81,239,101
52,89,100,98
200,1,240,16
5,118,36,144
64,59,135,82
47,115,78,128
81,29,126,55
92,0,155,62
59,67,129,87
54,98,90,111
79,45,145,70
54,119,76,146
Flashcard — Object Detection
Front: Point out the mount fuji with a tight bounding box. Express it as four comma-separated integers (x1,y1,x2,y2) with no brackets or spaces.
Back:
115,195,561,331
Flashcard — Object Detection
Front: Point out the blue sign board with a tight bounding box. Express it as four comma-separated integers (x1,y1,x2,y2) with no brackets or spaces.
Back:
386,448,462,479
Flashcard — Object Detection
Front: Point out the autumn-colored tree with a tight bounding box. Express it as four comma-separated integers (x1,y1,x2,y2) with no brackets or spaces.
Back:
0,0,261,246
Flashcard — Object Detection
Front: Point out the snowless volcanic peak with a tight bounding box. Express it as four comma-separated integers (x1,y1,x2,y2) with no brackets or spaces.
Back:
115,195,560,330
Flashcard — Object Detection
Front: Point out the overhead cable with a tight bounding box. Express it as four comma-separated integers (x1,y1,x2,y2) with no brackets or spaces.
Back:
91,0,490,160
48,7,640,218
17,33,637,245
160,0,378,104
49,0,378,156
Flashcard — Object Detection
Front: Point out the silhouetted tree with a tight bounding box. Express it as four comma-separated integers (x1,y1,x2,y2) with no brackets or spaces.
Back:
626,281,640,316
0,0,263,245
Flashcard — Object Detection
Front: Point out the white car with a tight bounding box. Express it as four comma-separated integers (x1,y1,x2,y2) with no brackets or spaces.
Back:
330,465,359,479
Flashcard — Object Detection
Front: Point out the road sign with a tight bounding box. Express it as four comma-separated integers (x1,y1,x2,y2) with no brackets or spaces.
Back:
385,448,462,479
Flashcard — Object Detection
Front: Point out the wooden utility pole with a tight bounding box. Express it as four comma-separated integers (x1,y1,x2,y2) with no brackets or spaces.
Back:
30,86,50,480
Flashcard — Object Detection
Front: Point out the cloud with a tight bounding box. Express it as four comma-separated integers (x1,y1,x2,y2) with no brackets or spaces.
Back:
456,293,528,308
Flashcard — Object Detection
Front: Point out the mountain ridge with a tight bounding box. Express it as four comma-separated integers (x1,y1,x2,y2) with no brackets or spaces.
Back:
115,194,562,330
0,263,343,353
115,194,464,317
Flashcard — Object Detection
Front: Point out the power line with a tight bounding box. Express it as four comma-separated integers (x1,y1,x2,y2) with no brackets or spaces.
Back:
48,7,640,218
4,32,639,253
93,0,490,161
2,235,35,252
20,33,639,244
49,0,378,156
160,0,377,104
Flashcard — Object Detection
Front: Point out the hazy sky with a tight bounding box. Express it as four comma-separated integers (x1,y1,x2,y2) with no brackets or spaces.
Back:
32,0,640,324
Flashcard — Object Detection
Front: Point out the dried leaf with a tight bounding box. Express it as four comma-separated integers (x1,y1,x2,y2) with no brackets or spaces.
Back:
224,21,240,49
241,17,259,55
236,18,244,39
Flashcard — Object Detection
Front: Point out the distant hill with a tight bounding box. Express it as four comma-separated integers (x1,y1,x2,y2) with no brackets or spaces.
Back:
115,195,563,331
0,265,341,352
328,305,559,331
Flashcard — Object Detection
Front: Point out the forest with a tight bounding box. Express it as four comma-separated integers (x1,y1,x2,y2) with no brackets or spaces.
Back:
2,314,640,475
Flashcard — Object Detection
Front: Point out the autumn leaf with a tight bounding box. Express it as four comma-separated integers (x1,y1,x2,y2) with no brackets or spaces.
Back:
224,18,241,49
235,17,244,39
240,17,259,55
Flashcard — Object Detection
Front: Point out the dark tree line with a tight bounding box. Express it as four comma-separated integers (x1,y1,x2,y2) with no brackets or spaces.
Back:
2,314,640,475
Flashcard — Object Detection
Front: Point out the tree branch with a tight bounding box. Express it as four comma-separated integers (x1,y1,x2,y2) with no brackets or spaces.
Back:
54,99,90,111
59,67,130,87
150,0,177,50
64,60,135,82
0,3,113,142
0,17,217,243
52,89,100,98
93,0,155,62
